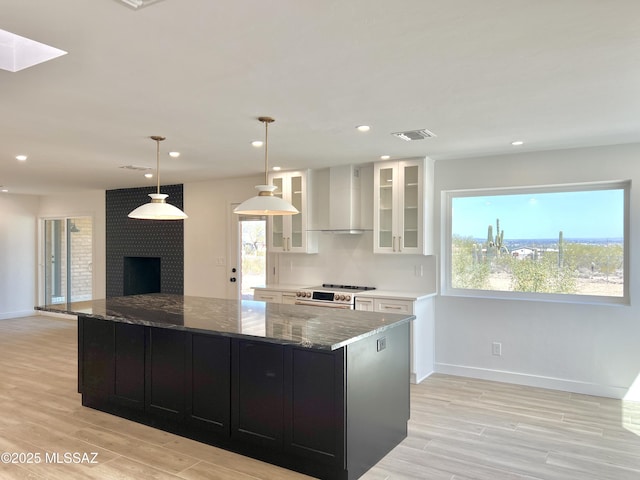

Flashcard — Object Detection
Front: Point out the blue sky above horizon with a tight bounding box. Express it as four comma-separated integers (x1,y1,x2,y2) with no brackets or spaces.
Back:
452,189,624,240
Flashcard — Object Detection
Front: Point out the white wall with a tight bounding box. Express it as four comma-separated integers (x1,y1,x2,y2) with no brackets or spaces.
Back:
184,175,261,298
434,143,640,398
0,194,39,319
38,190,107,301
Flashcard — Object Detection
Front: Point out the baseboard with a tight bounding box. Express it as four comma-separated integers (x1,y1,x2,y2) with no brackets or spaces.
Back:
435,363,628,399
0,310,36,320
411,370,434,385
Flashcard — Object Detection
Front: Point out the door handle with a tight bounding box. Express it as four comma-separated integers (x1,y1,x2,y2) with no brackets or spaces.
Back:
230,277,237,283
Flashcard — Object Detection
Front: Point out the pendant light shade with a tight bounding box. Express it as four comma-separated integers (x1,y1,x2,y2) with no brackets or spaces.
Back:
128,136,188,220
234,117,298,216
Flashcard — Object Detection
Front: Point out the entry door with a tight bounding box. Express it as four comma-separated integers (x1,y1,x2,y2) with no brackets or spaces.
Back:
43,216,93,305
227,205,267,300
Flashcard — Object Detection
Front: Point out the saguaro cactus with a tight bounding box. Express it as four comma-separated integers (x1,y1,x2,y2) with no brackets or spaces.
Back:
486,218,506,256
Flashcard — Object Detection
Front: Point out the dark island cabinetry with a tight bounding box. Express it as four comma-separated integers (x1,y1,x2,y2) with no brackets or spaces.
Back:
187,333,231,434
68,296,412,480
232,340,285,448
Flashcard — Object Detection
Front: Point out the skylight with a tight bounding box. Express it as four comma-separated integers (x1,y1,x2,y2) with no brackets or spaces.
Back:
0,28,67,72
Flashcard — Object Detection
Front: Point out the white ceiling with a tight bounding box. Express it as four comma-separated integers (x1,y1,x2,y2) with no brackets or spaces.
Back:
2,0,640,195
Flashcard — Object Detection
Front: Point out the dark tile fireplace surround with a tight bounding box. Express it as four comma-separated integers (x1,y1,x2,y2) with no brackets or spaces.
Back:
106,185,184,298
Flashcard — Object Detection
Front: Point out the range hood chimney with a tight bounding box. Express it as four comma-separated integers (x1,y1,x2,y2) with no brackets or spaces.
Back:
327,165,363,233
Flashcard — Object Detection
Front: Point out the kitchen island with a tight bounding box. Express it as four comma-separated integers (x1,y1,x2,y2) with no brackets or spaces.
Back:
37,294,413,480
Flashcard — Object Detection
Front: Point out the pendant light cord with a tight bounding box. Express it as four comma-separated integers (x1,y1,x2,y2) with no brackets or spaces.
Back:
150,135,166,194
156,137,161,194
258,116,274,185
264,120,269,185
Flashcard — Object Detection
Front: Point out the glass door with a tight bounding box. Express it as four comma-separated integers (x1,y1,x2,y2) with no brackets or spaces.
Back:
43,217,93,305
271,176,284,249
402,164,419,249
378,165,395,249
289,174,303,249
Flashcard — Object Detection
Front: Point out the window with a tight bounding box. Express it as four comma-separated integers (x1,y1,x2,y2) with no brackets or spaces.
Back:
444,182,629,304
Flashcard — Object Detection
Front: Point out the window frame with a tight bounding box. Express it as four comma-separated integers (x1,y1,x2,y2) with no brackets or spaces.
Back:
441,180,630,305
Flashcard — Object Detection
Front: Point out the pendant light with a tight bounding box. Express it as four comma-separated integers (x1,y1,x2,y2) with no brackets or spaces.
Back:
234,117,298,216
128,136,188,220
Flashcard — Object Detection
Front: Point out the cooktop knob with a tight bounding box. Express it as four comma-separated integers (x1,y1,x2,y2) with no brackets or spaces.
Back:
306,291,311,298
346,295,351,301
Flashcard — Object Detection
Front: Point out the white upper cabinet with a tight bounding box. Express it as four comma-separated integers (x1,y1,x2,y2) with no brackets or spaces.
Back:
373,158,433,255
267,170,317,253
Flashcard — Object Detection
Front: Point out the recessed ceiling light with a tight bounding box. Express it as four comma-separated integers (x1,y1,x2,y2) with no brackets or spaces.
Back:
168,151,180,158
511,140,524,146
1,189,8,193
251,140,263,148
144,173,154,179
380,155,391,160
272,166,282,171
356,125,371,132
0,29,67,72
16,155,27,161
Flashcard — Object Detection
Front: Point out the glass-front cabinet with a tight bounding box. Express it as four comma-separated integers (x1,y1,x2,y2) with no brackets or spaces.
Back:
374,158,432,255
267,170,316,253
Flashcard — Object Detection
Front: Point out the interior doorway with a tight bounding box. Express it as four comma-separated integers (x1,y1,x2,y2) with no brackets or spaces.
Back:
43,216,93,305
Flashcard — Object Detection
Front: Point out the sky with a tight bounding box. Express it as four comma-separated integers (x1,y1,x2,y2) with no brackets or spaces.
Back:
452,188,624,240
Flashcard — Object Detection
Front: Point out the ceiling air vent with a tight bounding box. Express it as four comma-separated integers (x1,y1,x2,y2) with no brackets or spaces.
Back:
391,129,436,141
115,0,165,10
119,165,152,171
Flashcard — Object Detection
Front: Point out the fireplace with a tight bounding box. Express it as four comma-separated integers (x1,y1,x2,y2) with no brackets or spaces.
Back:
123,256,161,296
106,185,184,297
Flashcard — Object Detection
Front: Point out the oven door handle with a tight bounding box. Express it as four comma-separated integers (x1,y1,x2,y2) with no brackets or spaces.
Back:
295,300,353,309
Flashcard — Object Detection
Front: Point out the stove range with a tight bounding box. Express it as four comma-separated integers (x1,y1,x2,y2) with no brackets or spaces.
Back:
295,284,376,309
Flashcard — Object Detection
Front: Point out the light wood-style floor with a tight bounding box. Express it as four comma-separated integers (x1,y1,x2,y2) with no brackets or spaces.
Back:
1,316,640,480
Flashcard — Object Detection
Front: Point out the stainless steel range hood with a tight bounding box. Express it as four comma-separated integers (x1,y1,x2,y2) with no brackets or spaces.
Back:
325,165,364,234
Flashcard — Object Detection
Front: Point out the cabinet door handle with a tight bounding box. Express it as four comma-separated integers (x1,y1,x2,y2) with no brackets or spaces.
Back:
383,305,403,310
392,236,396,252
398,236,402,252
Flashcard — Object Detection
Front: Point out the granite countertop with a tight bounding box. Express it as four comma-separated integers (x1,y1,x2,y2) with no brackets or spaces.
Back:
36,293,413,351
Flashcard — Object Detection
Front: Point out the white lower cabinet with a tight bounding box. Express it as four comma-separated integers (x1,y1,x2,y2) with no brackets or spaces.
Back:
354,298,374,311
253,290,283,303
253,288,299,304
356,294,434,384
281,293,297,305
374,298,412,314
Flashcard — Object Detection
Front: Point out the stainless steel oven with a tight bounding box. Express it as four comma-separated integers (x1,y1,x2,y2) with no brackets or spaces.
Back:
294,284,375,309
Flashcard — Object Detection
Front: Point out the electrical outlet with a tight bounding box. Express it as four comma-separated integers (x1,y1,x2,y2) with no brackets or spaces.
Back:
377,337,386,352
215,256,226,266
492,342,502,356
414,265,423,277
